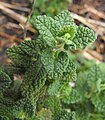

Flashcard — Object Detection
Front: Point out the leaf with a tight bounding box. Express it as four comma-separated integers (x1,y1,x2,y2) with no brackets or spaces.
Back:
41,51,70,79
60,110,71,120
0,70,12,92
87,65,103,93
41,50,54,77
0,94,16,119
35,15,57,47
54,52,70,79
7,40,38,69
21,58,47,97
61,85,82,104
72,25,95,49
36,108,52,120
48,80,60,96
54,10,74,29
44,97,61,120
63,60,77,82
91,92,105,113
57,25,77,44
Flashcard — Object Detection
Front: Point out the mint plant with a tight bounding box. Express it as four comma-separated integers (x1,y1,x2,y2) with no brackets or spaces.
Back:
0,10,96,120
61,54,105,120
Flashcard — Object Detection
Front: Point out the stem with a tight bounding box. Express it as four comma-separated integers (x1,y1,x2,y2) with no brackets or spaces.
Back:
24,0,36,39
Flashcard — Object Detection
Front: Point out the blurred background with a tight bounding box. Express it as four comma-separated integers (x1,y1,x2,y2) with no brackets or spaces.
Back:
0,0,105,65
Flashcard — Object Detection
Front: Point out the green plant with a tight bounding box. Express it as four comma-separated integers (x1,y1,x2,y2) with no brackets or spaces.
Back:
32,0,70,16
58,54,105,120
30,0,70,26
0,10,96,119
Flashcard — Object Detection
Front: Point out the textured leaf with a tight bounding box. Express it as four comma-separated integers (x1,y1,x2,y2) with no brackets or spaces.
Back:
7,40,39,69
0,116,8,120
0,70,12,92
48,80,60,96
63,60,77,82
61,85,82,104
0,94,17,119
21,59,46,97
36,108,52,120
91,93,105,113
71,111,91,120
41,50,54,77
35,15,57,47
54,10,74,29
86,65,103,93
72,25,95,49
57,25,77,45
60,110,71,120
54,52,70,79
41,51,71,79
45,97,61,120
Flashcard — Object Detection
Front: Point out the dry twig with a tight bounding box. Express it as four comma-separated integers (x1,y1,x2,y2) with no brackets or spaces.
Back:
0,32,23,42
82,51,100,63
0,4,36,33
71,12,105,35
86,49,103,61
0,1,30,12
24,0,36,39
84,5,105,20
